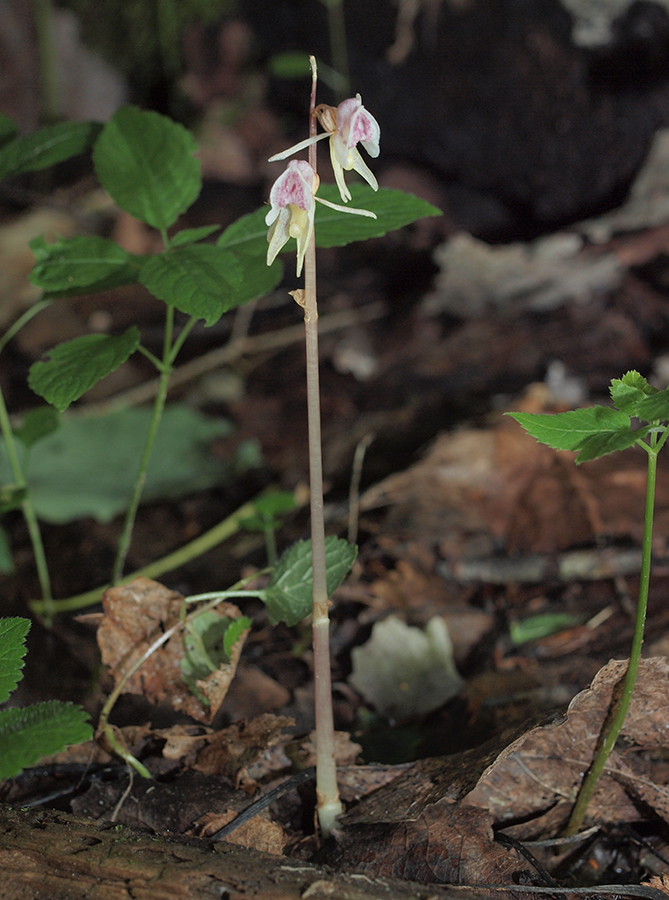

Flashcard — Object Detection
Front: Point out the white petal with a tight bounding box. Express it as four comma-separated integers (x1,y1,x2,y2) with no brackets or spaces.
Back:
315,196,377,218
268,132,330,162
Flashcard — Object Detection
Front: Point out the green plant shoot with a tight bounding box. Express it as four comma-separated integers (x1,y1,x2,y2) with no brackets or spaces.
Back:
509,370,669,835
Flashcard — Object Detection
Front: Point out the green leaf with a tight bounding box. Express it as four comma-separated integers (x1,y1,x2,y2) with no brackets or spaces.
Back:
264,536,357,626
0,113,18,149
139,244,243,326
610,371,658,415
232,253,283,306
0,701,92,779
28,327,141,412
182,611,233,682
14,406,61,449
508,407,631,451
30,235,138,295
0,405,239,524
575,426,650,463
217,186,442,256
510,612,582,646
631,390,669,424
93,106,201,231
0,121,101,183
170,225,221,247
224,616,251,657
0,528,14,574
0,485,26,514
0,618,30,705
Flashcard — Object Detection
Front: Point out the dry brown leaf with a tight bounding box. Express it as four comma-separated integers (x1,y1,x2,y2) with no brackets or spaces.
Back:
97,577,248,723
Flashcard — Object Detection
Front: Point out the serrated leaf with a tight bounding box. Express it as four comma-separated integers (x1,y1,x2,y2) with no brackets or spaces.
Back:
0,405,237,524
264,536,357,626
14,406,61,450
28,327,141,412
217,186,441,256
139,244,243,326
574,425,650,463
0,618,30,704
0,701,92,779
30,235,138,295
508,407,631,451
632,390,669,423
170,225,221,247
610,371,658,414
93,106,201,231
0,121,101,183
232,253,284,305
0,113,18,149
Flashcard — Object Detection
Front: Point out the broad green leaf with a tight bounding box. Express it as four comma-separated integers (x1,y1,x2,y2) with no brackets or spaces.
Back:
232,253,283,305
139,244,243,326
575,426,650,463
264,536,357,626
0,405,239,524
0,617,29,704
0,113,17,149
30,235,138,295
170,225,221,247
610,371,658,414
508,407,631,451
93,106,201,231
0,121,101,183
0,528,14,574
632,389,669,423
0,701,92,779
14,406,60,449
28,327,141,412
217,186,441,256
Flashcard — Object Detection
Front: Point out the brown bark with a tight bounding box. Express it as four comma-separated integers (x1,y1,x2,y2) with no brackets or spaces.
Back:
0,803,489,900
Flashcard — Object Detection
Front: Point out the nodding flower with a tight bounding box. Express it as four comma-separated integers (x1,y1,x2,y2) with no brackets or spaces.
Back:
265,159,317,277
316,94,380,203
268,93,381,205
266,104,379,274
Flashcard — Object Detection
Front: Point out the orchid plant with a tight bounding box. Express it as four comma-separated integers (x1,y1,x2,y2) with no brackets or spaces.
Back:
263,61,382,835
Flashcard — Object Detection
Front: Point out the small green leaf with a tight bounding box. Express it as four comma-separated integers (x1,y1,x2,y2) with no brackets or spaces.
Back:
632,390,669,424
139,244,245,326
218,186,441,256
224,616,252,657
0,485,26,514
508,407,631,451
0,113,18,149
28,327,141,412
0,618,30,704
0,528,14,574
30,235,138,295
610,371,658,414
0,121,101,183
510,612,582,646
93,106,201,231
264,536,357,626
14,407,60,449
269,52,311,78
575,426,650,463
0,701,92,779
170,225,221,247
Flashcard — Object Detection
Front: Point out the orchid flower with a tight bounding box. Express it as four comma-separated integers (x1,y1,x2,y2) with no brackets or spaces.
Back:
268,93,381,204
266,145,377,276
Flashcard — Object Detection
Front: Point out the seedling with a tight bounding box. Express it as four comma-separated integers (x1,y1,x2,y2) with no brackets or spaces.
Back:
510,370,669,835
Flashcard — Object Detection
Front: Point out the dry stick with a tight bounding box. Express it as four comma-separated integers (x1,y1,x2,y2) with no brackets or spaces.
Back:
301,55,344,835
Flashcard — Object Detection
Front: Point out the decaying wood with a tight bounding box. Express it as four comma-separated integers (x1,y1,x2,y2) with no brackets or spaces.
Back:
0,803,496,900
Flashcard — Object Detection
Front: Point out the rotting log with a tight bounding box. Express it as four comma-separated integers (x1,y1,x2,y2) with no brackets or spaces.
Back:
0,803,490,900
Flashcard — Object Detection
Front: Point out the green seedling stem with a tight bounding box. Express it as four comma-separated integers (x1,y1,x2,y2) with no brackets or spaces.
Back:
564,427,665,835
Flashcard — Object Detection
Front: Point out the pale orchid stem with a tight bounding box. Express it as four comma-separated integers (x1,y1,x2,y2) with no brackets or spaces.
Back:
303,54,344,835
